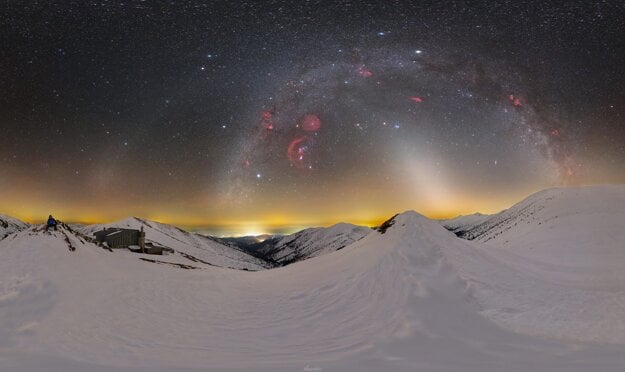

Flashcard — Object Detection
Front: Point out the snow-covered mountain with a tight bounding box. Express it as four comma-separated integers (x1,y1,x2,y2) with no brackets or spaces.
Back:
457,185,625,242
216,234,277,248
79,217,271,270
1,186,625,371
453,185,625,288
440,212,490,235
250,222,373,265
441,185,625,344
0,214,29,239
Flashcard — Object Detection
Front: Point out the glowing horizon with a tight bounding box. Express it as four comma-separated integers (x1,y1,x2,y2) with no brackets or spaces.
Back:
0,183,605,236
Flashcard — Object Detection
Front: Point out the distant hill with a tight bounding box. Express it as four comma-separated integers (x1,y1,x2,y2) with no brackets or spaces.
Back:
440,212,490,235
0,214,29,239
242,222,373,265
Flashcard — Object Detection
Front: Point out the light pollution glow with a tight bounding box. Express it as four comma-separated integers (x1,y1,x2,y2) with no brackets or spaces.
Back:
0,180,572,236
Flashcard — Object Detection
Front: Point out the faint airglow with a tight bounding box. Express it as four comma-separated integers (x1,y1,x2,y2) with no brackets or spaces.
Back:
401,153,455,214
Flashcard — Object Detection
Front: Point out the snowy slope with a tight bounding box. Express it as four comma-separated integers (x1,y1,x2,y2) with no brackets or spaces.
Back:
442,186,625,342
253,222,372,265
80,217,270,270
441,212,490,235
2,193,625,371
455,186,625,287
455,186,625,243
216,234,276,248
0,214,29,239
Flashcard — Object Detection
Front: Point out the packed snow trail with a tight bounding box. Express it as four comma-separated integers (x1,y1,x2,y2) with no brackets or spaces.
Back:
1,190,625,371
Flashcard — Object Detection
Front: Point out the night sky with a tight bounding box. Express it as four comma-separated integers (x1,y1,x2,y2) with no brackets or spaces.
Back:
1,1,624,235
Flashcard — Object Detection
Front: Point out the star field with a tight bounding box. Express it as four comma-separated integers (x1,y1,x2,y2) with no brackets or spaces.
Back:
1,1,624,234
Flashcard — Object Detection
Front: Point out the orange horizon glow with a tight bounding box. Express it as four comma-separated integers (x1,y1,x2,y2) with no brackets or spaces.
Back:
0,185,546,236
4,178,621,236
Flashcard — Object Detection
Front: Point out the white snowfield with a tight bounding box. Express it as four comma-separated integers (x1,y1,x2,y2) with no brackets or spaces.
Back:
1,185,625,371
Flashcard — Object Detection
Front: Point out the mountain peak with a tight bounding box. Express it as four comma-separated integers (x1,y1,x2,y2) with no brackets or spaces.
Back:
393,210,432,225
377,210,430,234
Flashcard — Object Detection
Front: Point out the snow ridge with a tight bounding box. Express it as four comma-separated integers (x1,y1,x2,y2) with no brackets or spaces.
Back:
0,214,29,240
441,212,490,235
79,217,271,270
252,222,373,265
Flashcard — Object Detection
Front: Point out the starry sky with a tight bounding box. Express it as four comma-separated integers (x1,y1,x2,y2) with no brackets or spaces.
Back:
1,1,624,235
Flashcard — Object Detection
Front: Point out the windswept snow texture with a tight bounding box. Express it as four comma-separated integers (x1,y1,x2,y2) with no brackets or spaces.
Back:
80,217,270,270
1,186,625,371
448,185,625,343
0,214,29,240
441,212,490,235
253,222,373,265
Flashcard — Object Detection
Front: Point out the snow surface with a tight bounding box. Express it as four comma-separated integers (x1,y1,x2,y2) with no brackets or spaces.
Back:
446,185,625,343
0,214,29,240
441,212,490,235
1,186,625,371
255,222,373,265
79,217,270,270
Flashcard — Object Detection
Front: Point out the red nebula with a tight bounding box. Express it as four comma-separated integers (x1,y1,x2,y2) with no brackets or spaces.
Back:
409,96,423,103
563,156,576,178
261,110,273,121
300,114,321,132
259,110,275,131
508,94,523,107
358,66,373,78
566,167,574,177
551,128,560,137
287,136,310,168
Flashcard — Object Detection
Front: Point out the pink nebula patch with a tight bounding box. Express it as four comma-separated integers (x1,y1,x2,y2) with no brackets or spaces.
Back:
358,66,373,78
409,96,423,103
259,110,274,131
287,136,309,168
261,110,273,121
508,94,523,107
300,114,321,132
